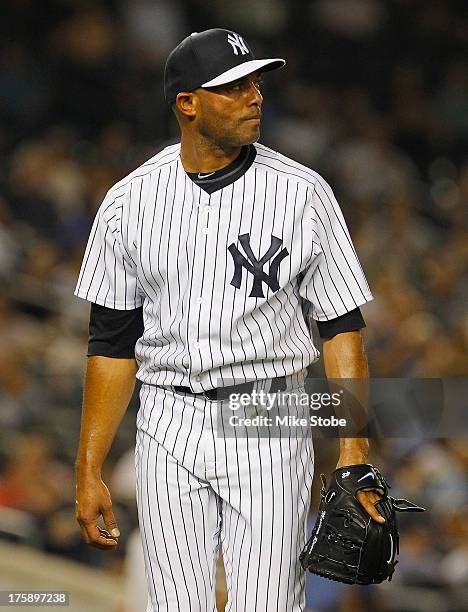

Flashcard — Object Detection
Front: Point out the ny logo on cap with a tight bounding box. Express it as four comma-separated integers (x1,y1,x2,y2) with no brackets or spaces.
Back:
228,234,289,298
227,32,249,56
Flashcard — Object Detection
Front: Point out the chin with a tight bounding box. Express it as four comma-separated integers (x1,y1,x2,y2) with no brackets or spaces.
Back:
242,127,261,145
217,126,260,148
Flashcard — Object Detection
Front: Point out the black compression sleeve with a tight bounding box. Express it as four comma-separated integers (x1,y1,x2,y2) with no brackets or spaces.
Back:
87,303,144,358
316,307,366,339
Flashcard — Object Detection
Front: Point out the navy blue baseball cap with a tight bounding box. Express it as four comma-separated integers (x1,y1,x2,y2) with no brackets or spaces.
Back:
164,28,285,106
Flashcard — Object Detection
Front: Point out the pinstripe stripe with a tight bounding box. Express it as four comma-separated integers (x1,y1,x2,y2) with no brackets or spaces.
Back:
144,432,169,608
176,461,203,611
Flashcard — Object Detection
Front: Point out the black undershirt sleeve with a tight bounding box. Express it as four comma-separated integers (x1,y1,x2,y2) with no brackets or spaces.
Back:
87,303,144,358
87,303,364,356
316,307,366,339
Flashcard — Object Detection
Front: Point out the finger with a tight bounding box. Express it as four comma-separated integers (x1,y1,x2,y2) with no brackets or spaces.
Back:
101,504,120,539
82,521,118,548
91,526,118,549
366,491,382,504
357,492,385,524
357,490,382,505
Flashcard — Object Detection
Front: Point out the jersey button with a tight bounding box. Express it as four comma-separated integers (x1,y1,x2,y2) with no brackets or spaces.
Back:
196,297,203,304
195,375,201,382
194,342,200,349
201,227,209,234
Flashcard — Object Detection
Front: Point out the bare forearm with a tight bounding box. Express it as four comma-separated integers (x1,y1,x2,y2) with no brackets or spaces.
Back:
76,356,137,475
322,330,369,465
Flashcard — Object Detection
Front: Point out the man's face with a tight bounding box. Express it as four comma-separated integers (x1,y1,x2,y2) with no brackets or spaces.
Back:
193,71,263,148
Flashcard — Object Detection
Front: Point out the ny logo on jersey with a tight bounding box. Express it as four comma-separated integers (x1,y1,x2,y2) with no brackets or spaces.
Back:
227,32,249,56
228,234,289,298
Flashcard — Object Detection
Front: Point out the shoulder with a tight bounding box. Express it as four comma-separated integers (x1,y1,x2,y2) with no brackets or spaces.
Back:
253,143,330,193
92,143,180,224
105,143,181,202
253,143,342,215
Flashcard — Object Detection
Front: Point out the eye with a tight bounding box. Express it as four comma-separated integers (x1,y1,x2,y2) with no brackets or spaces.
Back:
252,77,263,91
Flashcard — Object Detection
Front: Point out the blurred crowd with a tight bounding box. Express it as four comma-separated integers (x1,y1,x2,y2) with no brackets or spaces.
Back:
0,0,467,611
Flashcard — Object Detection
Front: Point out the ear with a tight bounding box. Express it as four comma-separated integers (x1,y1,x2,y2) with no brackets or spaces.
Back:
175,92,198,119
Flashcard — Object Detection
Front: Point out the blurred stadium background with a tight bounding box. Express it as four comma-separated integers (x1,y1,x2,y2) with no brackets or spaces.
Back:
0,0,467,611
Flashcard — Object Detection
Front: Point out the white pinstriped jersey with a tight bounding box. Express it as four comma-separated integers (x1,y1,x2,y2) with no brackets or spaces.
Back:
75,142,373,392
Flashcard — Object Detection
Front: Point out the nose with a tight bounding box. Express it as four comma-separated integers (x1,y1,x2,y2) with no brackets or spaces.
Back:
247,80,263,106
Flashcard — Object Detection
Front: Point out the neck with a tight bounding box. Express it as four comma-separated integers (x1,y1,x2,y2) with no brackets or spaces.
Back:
179,131,242,173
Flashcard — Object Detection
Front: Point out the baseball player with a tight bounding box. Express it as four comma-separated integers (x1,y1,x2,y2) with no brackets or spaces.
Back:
74,29,383,612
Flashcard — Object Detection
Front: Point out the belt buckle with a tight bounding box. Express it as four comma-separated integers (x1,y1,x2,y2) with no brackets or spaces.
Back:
200,378,285,402
201,388,219,402
202,384,240,403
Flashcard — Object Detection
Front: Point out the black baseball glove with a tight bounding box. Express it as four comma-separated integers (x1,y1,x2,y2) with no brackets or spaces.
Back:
299,464,425,585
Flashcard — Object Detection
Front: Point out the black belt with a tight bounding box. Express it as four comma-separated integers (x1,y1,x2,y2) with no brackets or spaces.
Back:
171,376,287,401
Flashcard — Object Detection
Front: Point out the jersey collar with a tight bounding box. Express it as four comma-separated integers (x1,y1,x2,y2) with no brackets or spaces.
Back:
184,144,256,194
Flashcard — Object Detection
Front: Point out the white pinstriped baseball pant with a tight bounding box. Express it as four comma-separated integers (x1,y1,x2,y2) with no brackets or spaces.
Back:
135,375,314,612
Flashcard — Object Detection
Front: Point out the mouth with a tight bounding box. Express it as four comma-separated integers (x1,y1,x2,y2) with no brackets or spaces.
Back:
245,116,261,122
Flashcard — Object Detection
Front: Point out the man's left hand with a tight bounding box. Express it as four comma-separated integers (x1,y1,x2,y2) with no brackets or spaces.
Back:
336,457,385,524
